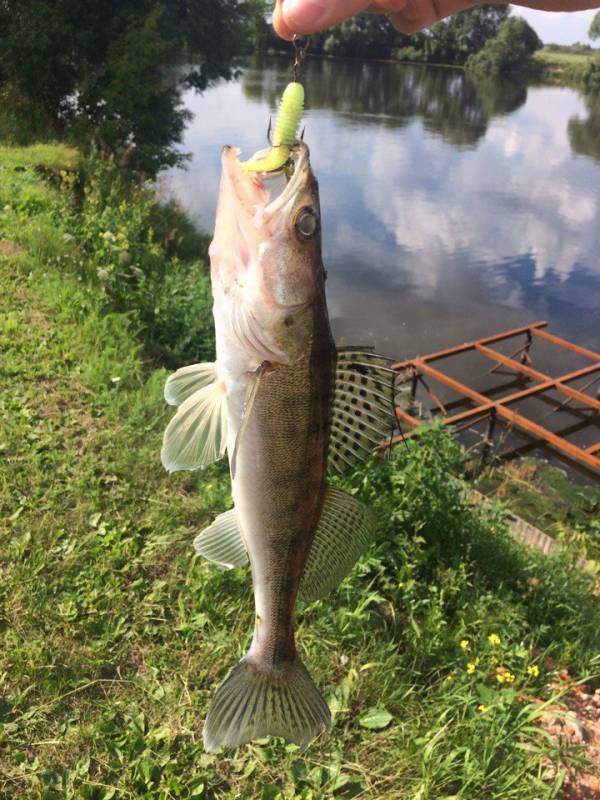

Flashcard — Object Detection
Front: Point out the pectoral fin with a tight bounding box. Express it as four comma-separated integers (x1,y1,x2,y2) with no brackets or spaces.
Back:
164,362,218,406
161,378,228,473
299,486,376,603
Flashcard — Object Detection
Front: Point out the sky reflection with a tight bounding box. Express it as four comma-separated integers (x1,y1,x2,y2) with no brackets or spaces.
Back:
164,57,600,362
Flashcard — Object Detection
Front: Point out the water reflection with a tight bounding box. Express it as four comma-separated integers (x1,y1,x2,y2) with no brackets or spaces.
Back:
164,57,600,363
569,91,600,164
243,56,528,147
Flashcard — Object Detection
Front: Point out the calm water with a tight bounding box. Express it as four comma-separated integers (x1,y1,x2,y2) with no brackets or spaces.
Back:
165,56,600,464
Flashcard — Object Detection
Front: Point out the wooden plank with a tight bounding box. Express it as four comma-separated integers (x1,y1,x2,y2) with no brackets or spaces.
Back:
475,344,600,412
391,321,547,370
532,327,600,362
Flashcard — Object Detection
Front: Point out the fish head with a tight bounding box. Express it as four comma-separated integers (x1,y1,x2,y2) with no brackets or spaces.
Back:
210,142,324,363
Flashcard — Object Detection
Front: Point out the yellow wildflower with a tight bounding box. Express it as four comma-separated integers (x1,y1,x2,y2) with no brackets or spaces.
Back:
496,672,505,683
460,639,470,651
505,672,516,683
488,633,501,646
527,665,540,677
478,705,489,713
466,658,480,674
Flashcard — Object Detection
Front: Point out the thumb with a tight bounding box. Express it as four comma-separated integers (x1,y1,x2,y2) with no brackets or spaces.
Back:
274,0,372,38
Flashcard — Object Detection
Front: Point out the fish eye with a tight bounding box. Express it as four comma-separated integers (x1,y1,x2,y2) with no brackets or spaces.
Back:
294,207,319,240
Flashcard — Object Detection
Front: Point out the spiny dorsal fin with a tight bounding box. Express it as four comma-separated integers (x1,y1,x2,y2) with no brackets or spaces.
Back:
161,374,227,473
299,486,376,603
329,348,397,474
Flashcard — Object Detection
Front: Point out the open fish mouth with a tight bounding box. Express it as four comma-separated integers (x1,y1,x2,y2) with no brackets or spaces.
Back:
221,142,313,222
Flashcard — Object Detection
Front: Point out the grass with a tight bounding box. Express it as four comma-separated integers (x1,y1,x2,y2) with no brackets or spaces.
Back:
1,145,599,799
535,50,594,67
0,143,80,173
477,460,600,563
534,49,595,86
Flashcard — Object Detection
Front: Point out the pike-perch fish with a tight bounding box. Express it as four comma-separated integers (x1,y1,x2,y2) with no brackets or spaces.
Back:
161,142,397,752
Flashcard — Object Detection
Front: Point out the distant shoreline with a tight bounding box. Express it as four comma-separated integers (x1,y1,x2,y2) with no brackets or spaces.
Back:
259,47,595,88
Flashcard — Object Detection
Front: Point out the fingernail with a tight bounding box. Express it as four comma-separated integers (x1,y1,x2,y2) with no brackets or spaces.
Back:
282,0,327,31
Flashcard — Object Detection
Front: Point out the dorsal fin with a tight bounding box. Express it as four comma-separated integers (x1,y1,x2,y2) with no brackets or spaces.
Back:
328,348,398,474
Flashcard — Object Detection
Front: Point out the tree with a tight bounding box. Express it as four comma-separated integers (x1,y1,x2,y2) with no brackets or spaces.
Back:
418,4,509,65
589,10,600,41
0,0,266,174
467,16,542,76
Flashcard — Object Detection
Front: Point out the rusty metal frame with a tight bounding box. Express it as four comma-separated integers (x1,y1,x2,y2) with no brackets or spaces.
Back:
388,321,600,474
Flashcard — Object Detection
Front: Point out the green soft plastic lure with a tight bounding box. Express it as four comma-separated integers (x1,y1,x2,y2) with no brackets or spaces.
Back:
242,81,305,174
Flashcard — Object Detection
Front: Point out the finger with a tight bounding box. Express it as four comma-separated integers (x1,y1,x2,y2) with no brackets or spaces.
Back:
273,0,297,40
280,0,373,35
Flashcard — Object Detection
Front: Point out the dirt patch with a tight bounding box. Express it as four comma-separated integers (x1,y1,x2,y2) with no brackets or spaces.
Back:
0,239,23,257
535,672,600,799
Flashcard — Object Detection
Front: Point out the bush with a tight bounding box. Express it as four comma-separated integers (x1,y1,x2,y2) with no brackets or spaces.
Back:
467,17,542,76
58,156,214,366
583,56,600,92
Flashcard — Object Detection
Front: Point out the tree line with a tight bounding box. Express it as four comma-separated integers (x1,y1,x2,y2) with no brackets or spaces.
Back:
0,0,266,174
1,3,599,175
259,6,543,74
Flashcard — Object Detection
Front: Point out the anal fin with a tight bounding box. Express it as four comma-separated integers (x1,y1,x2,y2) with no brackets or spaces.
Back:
193,487,376,604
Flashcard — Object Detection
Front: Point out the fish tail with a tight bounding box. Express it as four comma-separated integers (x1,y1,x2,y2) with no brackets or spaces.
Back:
203,654,331,752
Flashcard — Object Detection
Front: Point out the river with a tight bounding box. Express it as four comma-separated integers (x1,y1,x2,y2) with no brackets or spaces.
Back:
164,56,600,465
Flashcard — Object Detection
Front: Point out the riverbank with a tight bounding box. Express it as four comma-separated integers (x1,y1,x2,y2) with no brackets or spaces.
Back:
534,49,595,86
266,46,597,88
1,146,599,798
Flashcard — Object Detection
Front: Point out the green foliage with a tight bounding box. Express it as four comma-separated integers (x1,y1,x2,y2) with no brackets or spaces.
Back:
545,42,595,55
583,55,600,93
0,145,214,366
419,5,510,66
467,17,542,76
568,88,600,163
589,10,600,41
0,143,80,172
320,14,399,59
261,5,508,66
0,0,266,174
1,148,599,799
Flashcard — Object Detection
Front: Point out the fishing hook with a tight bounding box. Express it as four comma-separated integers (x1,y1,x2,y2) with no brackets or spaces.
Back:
292,34,309,83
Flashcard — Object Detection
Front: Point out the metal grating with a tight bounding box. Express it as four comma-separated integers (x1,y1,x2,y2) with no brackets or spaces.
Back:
387,321,600,475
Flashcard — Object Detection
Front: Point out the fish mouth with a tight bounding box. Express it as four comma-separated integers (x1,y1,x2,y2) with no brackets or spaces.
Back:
221,142,313,222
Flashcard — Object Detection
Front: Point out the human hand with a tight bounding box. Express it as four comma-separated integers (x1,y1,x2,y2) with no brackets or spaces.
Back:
273,0,600,39
273,0,482,39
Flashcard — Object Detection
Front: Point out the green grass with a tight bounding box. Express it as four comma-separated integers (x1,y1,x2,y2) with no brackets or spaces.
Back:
477,460,600,563
535,50,593,67
0,144,80,173
1,147,599,799
534,49,596,86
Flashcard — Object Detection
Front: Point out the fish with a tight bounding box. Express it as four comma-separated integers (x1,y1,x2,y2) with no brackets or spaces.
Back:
161,142,398,752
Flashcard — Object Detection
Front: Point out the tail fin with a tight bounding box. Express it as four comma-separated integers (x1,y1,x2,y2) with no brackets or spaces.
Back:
203,655,331,752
